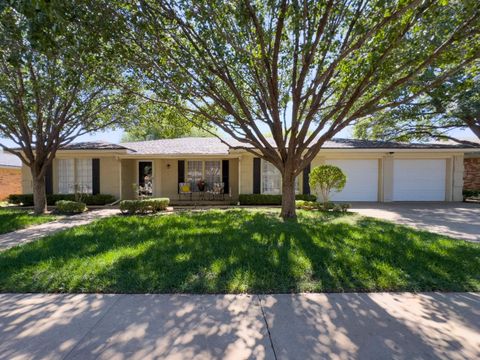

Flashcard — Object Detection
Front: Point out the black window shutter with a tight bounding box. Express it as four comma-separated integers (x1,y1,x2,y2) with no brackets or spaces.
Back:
222,160,229,193
178,160,185,193
92,159,100,195
253,158,261,194
303,163,311,195
45,163,53,195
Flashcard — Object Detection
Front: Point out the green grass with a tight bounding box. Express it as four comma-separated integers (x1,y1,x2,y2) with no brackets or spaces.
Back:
0,209,478,293
0,208,57,235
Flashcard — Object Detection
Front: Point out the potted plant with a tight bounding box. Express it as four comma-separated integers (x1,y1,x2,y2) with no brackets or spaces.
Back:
197,179,206,192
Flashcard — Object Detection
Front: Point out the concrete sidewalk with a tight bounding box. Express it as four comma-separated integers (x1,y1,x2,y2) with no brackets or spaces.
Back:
0,209,119,251
0,293,478,360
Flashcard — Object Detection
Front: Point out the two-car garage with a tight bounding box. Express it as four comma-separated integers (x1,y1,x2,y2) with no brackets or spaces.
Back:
323,158,448,202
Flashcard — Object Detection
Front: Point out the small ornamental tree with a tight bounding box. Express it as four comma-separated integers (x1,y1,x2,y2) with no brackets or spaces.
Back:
309,165,346,205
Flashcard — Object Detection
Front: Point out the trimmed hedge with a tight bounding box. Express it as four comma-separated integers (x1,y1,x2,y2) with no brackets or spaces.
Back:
8,194,116,206
55,200,87,214
120,198,170,215
464,189,480,199
239,194,316,205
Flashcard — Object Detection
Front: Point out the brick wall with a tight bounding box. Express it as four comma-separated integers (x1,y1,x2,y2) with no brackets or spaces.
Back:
464,158,480,190
0,167,22,200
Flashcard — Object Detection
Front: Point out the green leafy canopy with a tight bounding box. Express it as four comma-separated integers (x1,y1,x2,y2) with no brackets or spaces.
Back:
309,165,347,203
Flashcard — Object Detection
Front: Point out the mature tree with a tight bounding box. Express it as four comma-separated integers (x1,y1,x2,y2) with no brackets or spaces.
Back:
0,1,136,213
119,0,480,218
121,102,214,141
354,65,480,144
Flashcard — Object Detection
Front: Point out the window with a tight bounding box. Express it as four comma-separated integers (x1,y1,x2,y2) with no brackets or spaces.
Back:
261,160,300,195
185,160,223,191
186,160,203,191
262,160,282,194
205,160,221,187
76,159,93,194
58,159,74,194
58,159,93,194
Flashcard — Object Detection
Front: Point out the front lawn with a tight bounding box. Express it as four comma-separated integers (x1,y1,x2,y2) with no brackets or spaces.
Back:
0,209,478,293
0,208,57,235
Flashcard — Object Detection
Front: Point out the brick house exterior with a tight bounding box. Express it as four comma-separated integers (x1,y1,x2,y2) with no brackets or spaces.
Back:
464,156,480,190
0,152,22,200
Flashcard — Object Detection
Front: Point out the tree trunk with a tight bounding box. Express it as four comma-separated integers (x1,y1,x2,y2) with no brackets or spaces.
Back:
280,173,296,220
32,171,47,215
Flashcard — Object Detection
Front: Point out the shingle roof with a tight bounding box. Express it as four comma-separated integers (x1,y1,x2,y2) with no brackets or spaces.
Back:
119,137,478,155
56,137,478,155
120,137,231,155
0,151,21,168
320,138,479,149
60,141,130,151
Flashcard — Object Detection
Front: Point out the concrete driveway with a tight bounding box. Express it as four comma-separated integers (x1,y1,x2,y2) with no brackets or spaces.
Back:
350,202,480,242
0,293,478,360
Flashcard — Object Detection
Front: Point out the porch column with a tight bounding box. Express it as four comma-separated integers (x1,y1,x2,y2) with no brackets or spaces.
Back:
238,156,242,200
118,157,123,200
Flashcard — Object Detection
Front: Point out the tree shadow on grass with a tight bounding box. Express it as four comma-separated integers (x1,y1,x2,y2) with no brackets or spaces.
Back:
0,209,55,235
0,209,478,293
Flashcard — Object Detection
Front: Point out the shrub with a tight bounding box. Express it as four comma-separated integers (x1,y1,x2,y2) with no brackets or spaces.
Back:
8,193,116,206
84,194,117,205
296,200,350,212
318,202,335,211
239,194,316,205
295,200,319,210
333,203,350,212
295,194,317,201
55,200,87,214
7,194,35,206
309,165,347,204
463,189,480,199
120,198,170,215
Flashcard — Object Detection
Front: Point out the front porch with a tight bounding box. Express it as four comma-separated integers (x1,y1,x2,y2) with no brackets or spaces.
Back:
119,157,240,202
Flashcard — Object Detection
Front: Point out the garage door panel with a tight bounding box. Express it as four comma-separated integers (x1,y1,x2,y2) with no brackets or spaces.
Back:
393,160,446,201
325,160,378,201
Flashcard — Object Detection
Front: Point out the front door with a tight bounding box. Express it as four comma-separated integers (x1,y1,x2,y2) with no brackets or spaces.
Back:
138,161,153,197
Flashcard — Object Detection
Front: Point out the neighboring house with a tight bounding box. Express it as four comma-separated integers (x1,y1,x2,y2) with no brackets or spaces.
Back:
464,152,480,190
19,138,479,203
0,151,22,200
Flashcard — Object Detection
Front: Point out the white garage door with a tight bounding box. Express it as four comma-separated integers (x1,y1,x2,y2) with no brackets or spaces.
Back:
393,160,446,201
325,160,378,201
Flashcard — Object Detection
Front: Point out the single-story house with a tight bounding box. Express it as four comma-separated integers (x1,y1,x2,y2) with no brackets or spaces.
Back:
464,151,480,190
20,137,479,203
0,151,22,200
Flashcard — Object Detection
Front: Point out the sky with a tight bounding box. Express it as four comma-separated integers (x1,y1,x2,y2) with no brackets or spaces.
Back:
0,124,477,149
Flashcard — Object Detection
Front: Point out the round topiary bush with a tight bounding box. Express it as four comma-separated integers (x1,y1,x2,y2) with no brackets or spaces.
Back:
309,165,347,204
